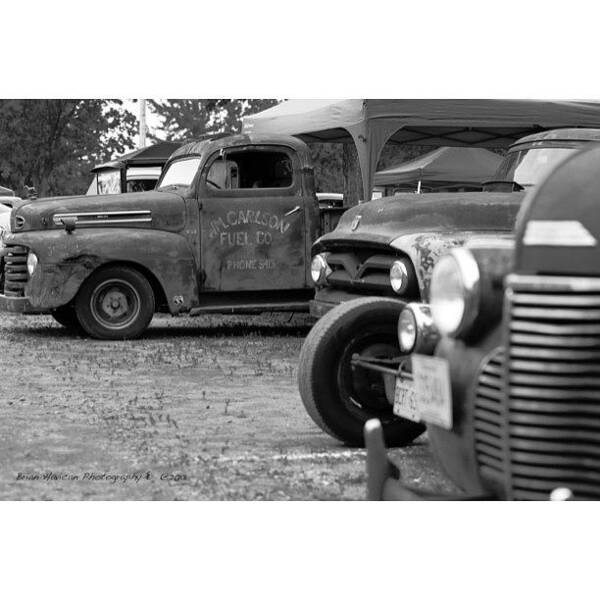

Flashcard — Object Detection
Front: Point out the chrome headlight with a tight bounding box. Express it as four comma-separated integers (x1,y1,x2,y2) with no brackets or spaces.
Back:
398,307,417,352
27,251,38,275
389,260,409,294
310,253,331,285
430,249,480,338
398,303,439,354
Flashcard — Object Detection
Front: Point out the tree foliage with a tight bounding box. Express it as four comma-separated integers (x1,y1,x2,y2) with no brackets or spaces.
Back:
0,100,137,197
149,99,280,141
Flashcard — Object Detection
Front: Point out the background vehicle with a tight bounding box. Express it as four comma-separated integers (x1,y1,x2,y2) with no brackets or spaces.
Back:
0,134,343,340
299,129,600,447
365,142,600,500
373,146,502,195
86,141,181,195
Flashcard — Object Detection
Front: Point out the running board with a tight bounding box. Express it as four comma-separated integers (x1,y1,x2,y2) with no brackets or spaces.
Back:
189,301,310,315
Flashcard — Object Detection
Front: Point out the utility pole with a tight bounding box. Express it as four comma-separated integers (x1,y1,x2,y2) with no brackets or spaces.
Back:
139,99,147,148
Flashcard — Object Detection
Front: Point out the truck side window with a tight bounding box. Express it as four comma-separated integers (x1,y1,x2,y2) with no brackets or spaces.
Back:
206,150,293,191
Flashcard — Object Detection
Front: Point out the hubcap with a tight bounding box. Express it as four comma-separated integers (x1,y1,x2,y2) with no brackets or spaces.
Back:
90,279,141,330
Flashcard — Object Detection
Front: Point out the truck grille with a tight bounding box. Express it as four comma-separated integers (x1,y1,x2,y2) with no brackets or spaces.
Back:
1,245,29,297
473,347,506,486
324,250,415,296
505,274,600,500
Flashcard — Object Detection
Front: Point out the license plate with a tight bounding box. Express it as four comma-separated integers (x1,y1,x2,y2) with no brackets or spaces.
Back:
393,377,419,421
411,354,453,430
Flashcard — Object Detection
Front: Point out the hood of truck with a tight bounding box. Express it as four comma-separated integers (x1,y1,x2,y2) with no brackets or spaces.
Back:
316,191,525,250
11,190,185,233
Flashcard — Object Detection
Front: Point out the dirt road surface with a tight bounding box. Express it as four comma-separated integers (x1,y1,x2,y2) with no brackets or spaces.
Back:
0,312,457,500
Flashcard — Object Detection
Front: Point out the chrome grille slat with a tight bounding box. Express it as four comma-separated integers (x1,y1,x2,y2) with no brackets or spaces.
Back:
511,292,600,306
510,359,600,374
511,306,600,320
510,332,600,348
511,346,600,360
511,319,600,335
505,274,600,499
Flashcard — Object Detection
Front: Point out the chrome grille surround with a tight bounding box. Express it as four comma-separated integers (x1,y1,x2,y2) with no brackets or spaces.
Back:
1,244,29,297
324,249,409,295
505,274,600,500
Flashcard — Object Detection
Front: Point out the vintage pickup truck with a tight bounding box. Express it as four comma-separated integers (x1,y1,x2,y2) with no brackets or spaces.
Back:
365,141,600,500
299,128,600,447
0,133,342,339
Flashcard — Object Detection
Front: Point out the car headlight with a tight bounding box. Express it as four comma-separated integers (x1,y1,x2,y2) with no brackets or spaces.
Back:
389,260,409,294
430,249,480,338
310,253,331,285
398,307,417,352
398,303,440,354
27,251,38,275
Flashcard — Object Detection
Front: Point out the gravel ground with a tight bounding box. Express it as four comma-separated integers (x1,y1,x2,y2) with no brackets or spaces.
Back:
0,312,457,500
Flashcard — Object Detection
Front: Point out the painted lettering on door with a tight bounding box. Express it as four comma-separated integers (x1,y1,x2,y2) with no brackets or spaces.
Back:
209,209,292,247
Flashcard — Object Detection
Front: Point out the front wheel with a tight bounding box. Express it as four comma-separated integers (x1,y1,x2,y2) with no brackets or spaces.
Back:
298,297,425,447
74,266,155,340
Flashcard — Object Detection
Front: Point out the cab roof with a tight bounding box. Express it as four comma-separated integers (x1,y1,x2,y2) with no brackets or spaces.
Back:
169,133,310,161
511,127,600,148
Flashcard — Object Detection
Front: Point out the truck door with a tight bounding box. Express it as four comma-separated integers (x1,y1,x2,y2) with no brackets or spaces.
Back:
198,145,307,292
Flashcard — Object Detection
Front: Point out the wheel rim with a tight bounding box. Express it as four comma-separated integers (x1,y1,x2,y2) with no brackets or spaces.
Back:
336,331,399,421
89,278,141,330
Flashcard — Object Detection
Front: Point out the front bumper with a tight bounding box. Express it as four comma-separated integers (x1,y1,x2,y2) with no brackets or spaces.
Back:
309,288,369,318
0,294,40,314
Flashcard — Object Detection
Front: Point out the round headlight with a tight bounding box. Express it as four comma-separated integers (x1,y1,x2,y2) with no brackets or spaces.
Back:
27,251,38,276
430,249,480,338
398,307,417,353
310,254,330,285
389,260,408,294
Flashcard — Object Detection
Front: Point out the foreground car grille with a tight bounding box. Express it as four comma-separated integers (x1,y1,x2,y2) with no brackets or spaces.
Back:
1,245,29,297
505,274,600,500
473,347,506,486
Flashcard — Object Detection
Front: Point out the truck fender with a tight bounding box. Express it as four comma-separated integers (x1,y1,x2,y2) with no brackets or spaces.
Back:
21,228,198,313
390,231,506,301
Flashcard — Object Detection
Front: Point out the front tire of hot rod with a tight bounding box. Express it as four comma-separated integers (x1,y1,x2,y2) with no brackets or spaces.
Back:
74,265,155,340
298,297,425,447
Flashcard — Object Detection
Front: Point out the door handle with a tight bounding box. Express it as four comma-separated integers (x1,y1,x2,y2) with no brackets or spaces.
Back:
284,205,302,217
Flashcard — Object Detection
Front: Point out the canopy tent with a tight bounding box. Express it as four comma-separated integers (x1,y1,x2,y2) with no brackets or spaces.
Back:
243,99,600,201
373,146,502,189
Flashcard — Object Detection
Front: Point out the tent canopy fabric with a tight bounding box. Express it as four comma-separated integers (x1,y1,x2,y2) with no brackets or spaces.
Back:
92,141,181,173
373,146,503,187
243,99,600,200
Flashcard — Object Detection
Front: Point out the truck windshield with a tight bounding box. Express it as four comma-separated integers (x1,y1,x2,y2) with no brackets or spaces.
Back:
494,147,579,187
158,158,201,190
